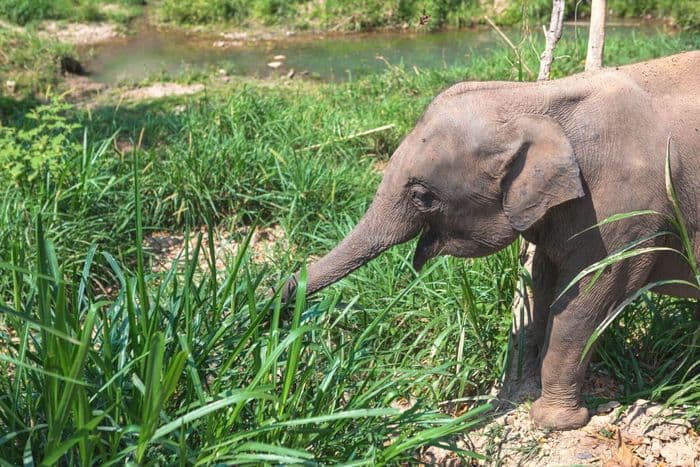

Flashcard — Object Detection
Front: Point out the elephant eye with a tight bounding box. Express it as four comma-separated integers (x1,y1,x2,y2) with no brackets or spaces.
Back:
410,185,439,212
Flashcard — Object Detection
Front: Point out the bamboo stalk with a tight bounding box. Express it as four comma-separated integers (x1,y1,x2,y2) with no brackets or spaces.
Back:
302,124,396,151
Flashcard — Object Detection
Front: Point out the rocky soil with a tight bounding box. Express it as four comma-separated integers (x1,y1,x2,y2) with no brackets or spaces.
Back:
417,397,699,466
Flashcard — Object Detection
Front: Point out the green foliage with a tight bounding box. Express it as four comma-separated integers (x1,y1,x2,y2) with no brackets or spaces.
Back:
0,100,80,188
0,0,100,24
0,0,144,25
156,0,478,29
154,0,700,30
0,28,72,96
0,0,698,29
0,0,55,25
158,0,302,25
0,210,492,464
159,0,244,24
0,32,698,463
497,0,554,26
608,0,700,29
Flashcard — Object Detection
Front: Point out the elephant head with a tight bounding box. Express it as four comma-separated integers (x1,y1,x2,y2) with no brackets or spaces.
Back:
283,82,586,300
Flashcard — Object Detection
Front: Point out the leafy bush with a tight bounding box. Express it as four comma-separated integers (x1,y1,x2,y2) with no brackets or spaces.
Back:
0,0,55,25
0,0,144,24
0,0,103,24
0,100,79,188
159,0,244,24
608,0,700,29
159,0,301,25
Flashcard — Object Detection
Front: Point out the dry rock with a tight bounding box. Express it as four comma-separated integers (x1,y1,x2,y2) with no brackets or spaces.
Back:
597,400,621,414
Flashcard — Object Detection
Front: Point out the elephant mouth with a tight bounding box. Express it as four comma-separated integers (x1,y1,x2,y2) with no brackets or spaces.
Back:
413,227,443,271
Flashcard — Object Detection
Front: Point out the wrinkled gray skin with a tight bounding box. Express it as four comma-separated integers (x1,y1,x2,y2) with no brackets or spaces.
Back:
283,52,700,430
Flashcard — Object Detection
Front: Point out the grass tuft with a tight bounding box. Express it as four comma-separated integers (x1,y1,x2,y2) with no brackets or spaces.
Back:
0,31,699,463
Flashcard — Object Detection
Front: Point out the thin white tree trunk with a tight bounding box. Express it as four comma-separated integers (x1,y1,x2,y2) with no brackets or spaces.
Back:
585,0,607,71
537,0,565,81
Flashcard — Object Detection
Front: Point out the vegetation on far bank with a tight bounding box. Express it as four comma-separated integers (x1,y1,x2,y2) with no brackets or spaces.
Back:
0,30,698,463
0,0,698,31
0,0,142,25
159,0,700,31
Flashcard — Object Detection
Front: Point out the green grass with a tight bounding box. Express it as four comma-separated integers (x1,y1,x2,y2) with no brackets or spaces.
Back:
155,0,700,30
0,32,699,463
0,26,73,97
1,0,697,30
0,0,143,25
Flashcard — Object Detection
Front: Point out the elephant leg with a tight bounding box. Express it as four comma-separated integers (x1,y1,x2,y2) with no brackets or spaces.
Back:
502,244,556,401
529,295,601,430
530,256,652,430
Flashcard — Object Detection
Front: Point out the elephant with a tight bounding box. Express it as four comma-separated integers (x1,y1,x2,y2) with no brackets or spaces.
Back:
283,51,700,430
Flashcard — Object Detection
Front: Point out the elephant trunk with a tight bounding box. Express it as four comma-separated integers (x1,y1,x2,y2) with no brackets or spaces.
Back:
282,197,418,301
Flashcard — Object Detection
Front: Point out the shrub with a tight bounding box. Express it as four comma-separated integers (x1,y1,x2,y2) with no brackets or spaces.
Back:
0,100,79,190
0,0,103,24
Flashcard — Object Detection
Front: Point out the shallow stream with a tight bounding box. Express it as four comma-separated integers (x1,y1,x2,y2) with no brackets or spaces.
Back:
85,21,668,84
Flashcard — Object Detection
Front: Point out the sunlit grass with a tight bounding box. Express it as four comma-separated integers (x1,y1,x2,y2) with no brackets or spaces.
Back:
0,33,699,463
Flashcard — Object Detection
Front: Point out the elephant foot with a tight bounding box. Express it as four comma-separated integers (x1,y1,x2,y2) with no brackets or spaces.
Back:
530,397,590,430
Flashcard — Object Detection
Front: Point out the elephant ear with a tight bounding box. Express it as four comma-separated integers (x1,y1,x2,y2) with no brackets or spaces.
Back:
501,115,585,231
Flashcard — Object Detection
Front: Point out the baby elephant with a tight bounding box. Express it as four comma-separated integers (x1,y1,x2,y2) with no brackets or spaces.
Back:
284,51,700,430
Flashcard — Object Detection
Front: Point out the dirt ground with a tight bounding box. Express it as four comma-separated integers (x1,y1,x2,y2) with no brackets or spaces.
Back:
144,224,288,273
40,21,121,45
119,83,205,101
417,396,699,466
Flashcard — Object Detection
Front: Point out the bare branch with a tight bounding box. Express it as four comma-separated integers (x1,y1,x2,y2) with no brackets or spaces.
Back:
538,0,565,81
484,16,534,78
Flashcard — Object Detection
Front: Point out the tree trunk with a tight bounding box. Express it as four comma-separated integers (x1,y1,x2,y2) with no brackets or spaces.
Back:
537,0,565,81
585,0,607,71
